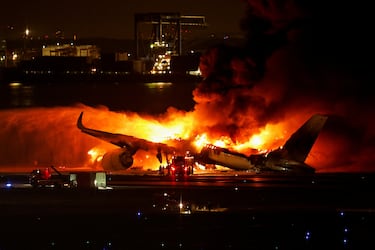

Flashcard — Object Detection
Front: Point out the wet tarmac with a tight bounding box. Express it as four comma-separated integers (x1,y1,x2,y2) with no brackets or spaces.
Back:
1,172,374,249
1,79,374,249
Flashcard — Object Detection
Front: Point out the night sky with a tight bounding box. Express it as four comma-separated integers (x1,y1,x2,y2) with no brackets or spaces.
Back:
1,0,246,39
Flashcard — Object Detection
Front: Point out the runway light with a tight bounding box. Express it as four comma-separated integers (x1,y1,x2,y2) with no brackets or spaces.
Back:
305,231,311,240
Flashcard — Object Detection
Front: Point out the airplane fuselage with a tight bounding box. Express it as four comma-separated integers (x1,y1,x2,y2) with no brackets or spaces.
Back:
199,145,315,174
199,145,256,171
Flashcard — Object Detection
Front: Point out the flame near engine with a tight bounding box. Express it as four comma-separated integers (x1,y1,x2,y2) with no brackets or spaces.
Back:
0,105,306,172
0,0,374,173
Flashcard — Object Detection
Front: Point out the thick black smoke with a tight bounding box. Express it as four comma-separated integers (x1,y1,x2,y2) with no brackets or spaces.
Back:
193,0,375,171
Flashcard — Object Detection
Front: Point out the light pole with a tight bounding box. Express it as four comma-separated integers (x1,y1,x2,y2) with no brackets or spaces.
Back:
23,27,30,57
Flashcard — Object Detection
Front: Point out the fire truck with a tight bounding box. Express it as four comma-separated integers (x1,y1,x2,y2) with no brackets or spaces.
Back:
28,165,74,188
162,153,195,176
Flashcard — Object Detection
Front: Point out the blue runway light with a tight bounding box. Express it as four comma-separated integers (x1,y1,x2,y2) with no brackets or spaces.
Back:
305,231,311,240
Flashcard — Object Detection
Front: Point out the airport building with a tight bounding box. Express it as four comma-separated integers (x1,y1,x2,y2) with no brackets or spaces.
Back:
42,44,100,59
134,12,206,74
0,13,245,83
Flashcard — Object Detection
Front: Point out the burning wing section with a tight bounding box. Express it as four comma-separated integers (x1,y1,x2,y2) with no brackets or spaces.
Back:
77,112,180,171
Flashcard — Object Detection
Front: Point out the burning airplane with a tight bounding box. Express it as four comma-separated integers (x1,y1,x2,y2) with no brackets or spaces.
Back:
0,0,373,173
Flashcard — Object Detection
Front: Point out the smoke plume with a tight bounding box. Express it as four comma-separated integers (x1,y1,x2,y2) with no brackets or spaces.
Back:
192,0,375,171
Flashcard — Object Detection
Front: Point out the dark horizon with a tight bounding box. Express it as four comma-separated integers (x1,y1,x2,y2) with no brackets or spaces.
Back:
0,0,246,40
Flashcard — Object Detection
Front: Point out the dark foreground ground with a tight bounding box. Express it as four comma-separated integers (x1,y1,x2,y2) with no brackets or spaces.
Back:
0,172,375,249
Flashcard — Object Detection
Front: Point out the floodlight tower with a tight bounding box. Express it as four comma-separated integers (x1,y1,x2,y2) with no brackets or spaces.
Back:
134,12,207,59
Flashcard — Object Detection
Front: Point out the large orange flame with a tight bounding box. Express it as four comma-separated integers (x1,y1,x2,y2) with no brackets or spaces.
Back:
0,103,373,173
81,107,298,170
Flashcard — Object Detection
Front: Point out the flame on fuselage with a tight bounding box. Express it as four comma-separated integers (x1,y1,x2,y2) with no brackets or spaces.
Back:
85,109,295,170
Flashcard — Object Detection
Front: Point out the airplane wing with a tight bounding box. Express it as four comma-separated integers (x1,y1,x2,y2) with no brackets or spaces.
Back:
77,111,178,155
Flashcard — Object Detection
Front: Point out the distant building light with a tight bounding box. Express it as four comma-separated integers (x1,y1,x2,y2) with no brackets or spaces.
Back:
9,82,22,87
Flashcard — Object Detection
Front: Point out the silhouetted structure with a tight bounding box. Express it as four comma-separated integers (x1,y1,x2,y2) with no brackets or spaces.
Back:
134,13,207,59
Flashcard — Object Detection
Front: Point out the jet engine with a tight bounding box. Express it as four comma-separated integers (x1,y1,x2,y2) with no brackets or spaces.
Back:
101,148,135,171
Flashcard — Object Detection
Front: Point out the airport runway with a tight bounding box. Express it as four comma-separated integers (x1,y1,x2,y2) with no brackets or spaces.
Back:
0,171,374,249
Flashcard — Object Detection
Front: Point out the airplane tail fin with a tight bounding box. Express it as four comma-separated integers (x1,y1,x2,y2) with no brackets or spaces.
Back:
282,114,328,162
77,111,86,130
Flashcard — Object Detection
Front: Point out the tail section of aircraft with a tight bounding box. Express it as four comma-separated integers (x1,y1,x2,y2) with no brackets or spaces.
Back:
282,114,328,163
257,114,328,173
198,114,328,174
